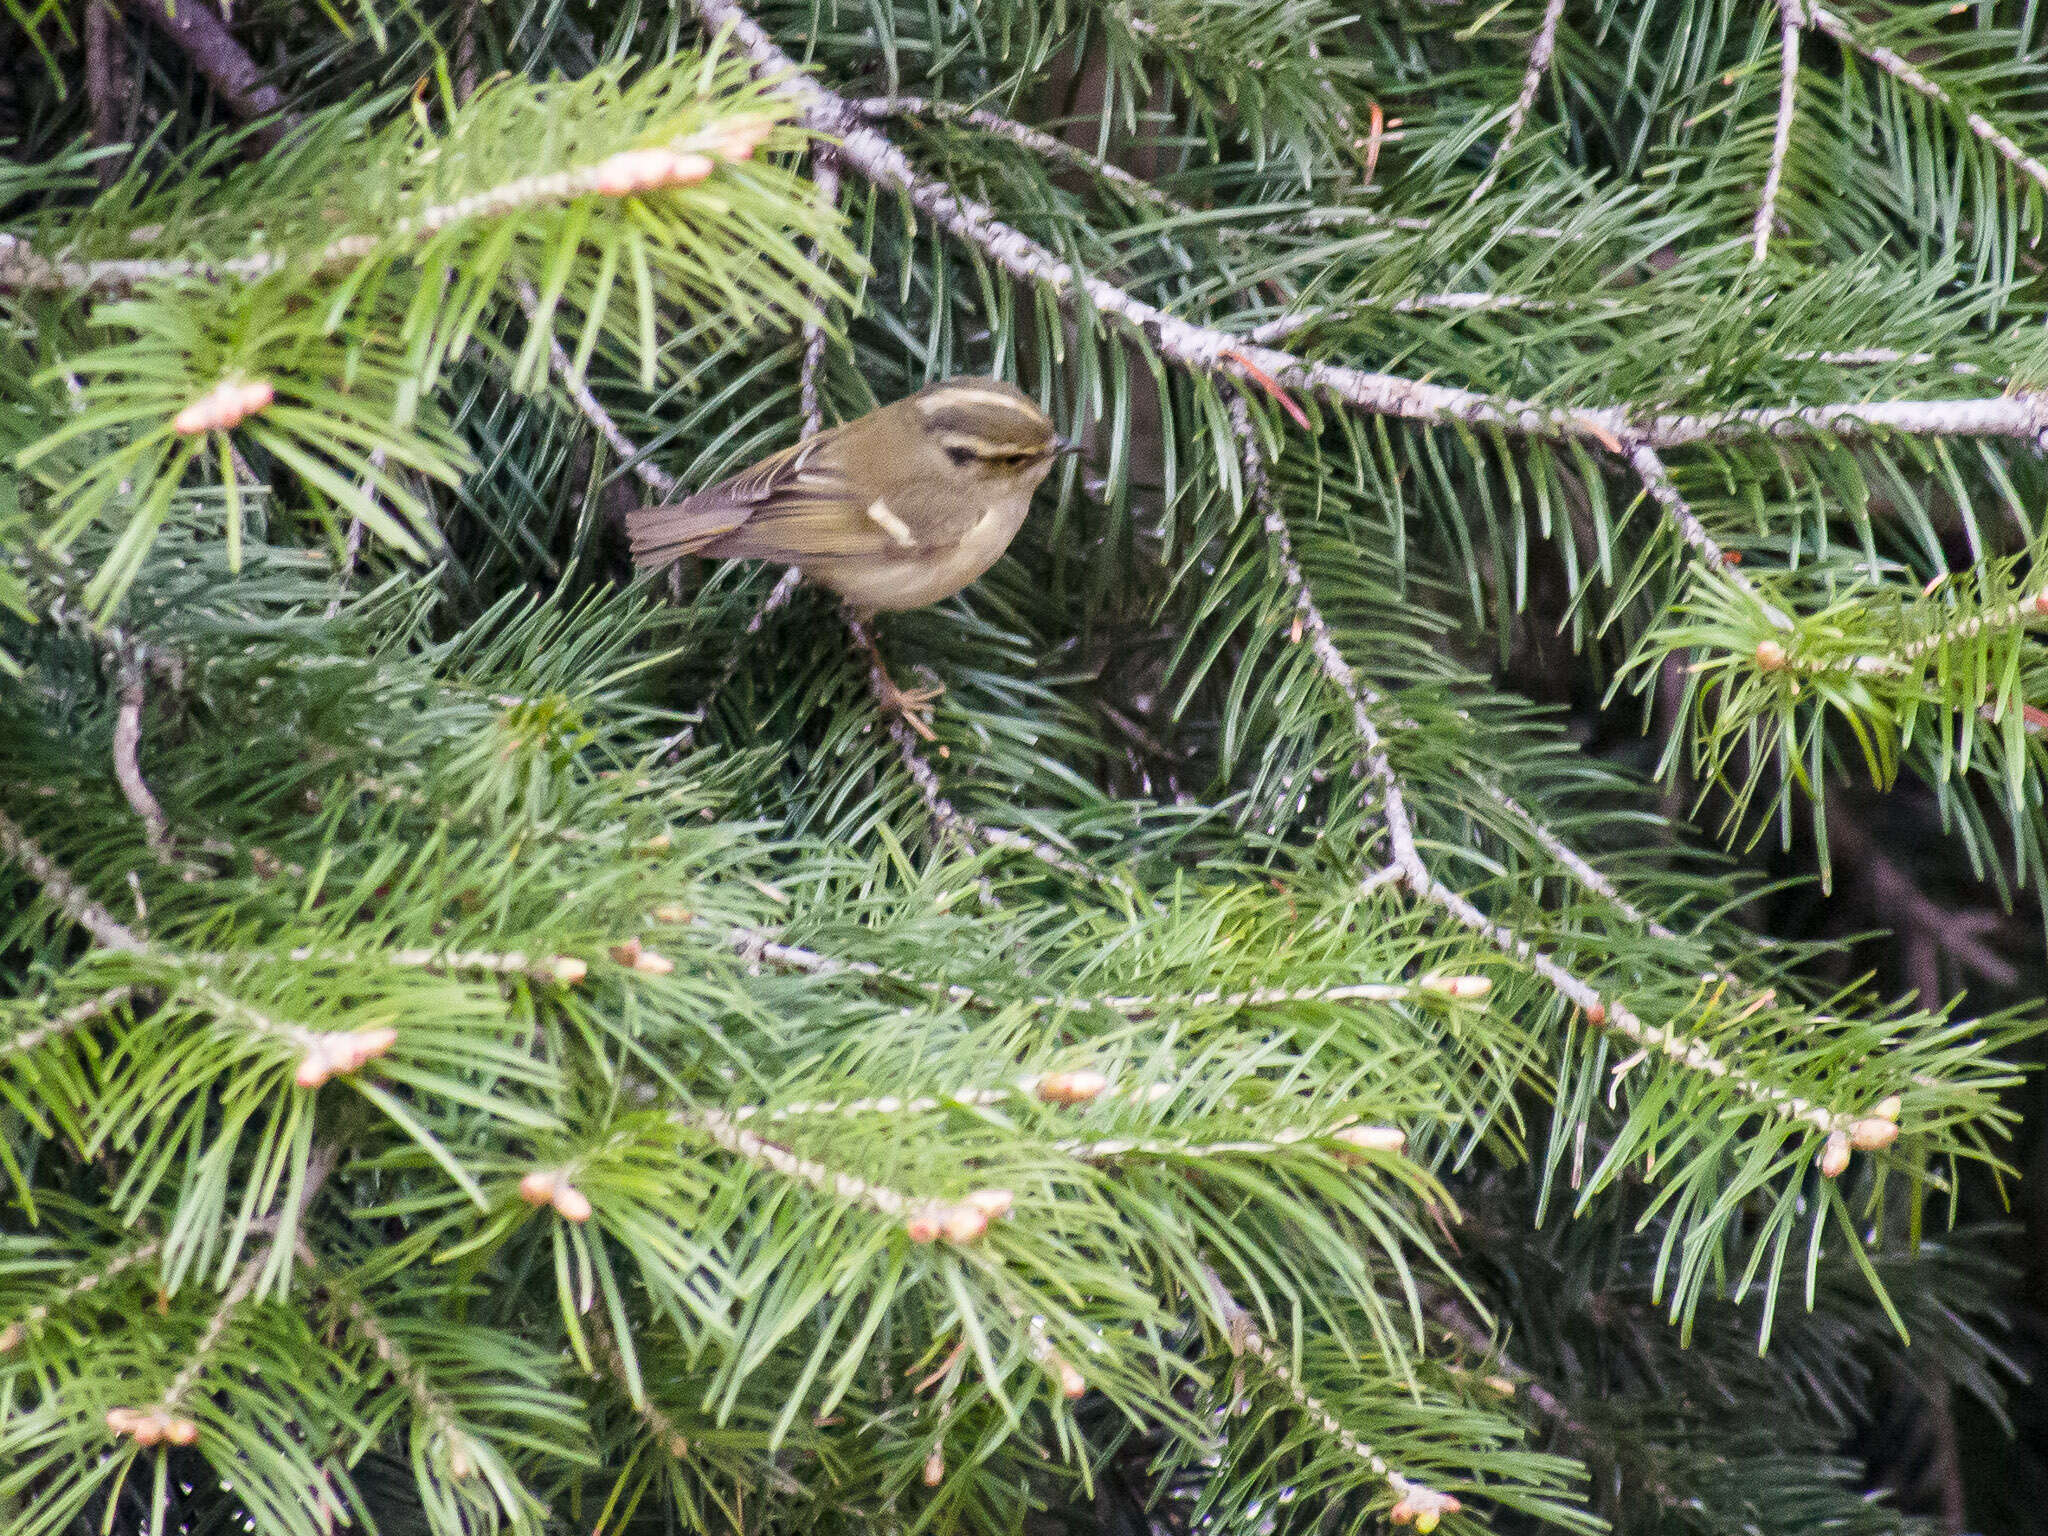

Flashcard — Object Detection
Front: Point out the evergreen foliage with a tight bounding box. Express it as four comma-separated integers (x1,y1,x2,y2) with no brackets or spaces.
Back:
1,1,2044,1533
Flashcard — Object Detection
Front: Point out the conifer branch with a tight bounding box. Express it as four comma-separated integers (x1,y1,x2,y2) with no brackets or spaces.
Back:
689,0,2048,457
1200,1266,1459,1525
800,147,840,442
1626,443,1791,627
111,1145,336,1447
1472,781,1683,945
0,985,136,1065
0,807,145,951
0,1234,161,1355
587,1314,692,1457
678,1105,1011,1243
1768,589,2048,675
313,1244,482,1476
1233,398,1857,1141
1753,0,1803,262
852,96,1158,201
1468,0,1569,205
1805,5,2048,195
525,276,678,500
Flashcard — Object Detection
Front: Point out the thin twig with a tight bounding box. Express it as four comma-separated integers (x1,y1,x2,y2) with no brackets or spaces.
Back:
1199,1266,1455,1516
1468,0,1569,204
520,281,677,499
0,986,137,1064
800,147,841,440
0,807,145,951
85,0,130,188
1626,441,1795,630
0,1234,162,1354
1752,0,1803,262
154,1144,338,1417
312,1241,478,1472
1807,5,2048,196
112,651,172,860
454,0,482,106
853,96,1158,200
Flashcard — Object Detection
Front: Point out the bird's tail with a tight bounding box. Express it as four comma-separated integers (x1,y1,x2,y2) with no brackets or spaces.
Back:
625,499,749,569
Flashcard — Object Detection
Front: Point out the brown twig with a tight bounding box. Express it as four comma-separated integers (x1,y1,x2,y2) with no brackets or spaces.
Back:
85,0,131,187
454,0,482,106
800,146,841,441
112,651,172,860
1626,441,1794,629
117,0,297,149
1468,0,1569,204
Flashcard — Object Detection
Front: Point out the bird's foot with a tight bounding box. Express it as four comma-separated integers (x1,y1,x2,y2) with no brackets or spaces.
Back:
871,669,945,742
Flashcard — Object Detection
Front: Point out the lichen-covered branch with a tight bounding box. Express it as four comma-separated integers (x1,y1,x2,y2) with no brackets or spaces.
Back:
1468,0,1570,204
1753,1,1804,261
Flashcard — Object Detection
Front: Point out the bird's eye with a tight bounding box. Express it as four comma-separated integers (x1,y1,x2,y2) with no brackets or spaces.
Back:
945,445,978,467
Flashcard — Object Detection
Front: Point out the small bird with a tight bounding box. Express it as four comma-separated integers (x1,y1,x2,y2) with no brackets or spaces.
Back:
627,377,1071,735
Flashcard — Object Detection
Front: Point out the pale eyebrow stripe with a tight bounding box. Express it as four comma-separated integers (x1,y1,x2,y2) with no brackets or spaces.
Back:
916,388,1046,419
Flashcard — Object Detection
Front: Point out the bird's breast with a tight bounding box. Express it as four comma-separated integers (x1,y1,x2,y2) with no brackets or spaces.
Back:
818,495,1033,611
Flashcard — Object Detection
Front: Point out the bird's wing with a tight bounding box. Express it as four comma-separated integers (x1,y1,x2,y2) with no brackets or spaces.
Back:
627,432,919,568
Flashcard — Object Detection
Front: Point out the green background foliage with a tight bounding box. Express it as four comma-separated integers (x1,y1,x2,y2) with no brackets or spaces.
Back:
2,0,2045,1533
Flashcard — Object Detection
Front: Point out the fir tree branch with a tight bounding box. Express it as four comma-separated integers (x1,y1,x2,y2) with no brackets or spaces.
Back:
1472,781,1683,945
1468,0,1569,205
800,147,840,441
586,1314,692,1457
0,807,145,951
0,1233,160,1355
1200,1265,1460,1524
1768,589,2048,675
1626,441,1794,630
687,0,2048,456
1806,4,2048,196
310,1240,484,1477
0,985,137,1065
678,1105,1011,1243
523,280,677,500
103,1144,337,1448
852,96,1158,201
1233,398,1859,1142
1753,0,1804,262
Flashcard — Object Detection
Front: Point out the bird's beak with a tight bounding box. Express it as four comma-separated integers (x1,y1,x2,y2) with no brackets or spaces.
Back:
1051,438,1084,457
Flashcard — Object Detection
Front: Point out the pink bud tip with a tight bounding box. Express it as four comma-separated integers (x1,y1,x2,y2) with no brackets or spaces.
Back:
1036,1069,1110,1105
961,1188,1014,1220
550,1184,593,1223
940,1204,989,1244
1333,1125,1407,1156
518,1170,559,1205
1818,1129,1851,1178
